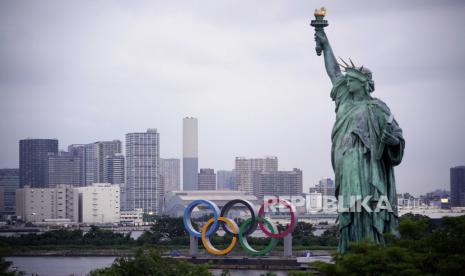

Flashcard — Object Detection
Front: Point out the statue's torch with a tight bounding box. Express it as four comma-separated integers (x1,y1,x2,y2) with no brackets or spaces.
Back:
310,7,329,56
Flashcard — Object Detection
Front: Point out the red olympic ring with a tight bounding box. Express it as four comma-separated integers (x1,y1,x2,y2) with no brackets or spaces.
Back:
257,198,296,238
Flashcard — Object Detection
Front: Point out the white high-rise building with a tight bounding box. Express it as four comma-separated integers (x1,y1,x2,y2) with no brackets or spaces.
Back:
160,158,181,193
235,157,278,194
126,129,161,214
77,183,120,224
183,117,198,190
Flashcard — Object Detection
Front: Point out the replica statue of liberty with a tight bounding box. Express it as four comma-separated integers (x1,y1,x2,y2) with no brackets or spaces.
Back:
311,8,405,253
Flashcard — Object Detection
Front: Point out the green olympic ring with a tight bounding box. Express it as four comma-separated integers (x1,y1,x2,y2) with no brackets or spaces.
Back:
238,217,278,256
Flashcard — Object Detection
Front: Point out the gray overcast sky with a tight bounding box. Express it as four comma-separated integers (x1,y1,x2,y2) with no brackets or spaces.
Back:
1,0,464,196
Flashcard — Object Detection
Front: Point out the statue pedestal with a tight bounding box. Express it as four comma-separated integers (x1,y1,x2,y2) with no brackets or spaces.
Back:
189,235,198,257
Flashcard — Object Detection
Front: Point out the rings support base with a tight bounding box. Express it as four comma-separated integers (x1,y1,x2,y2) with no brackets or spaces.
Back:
284,233,293,257
189,235,198,257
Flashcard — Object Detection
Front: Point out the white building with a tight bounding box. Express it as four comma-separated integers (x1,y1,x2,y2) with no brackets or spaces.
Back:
78,183,120,224
307,192,324,212
163,190,259,217
120,208,144,226
16,185,79,222
126,129,161,214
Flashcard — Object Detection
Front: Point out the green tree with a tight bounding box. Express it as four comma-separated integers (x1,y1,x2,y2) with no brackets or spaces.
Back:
312,241,422,275
311,215,465,275
0,256,24,276
90,249,211,276
138,216,189,245
318,227,338,246
293,222,314,239
0,226,135,248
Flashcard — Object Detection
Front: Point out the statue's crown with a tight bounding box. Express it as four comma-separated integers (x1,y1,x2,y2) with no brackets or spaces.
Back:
338,57,372,82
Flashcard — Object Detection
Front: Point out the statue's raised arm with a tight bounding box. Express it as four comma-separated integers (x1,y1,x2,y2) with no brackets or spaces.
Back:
315,31,341,84
310,7,341,84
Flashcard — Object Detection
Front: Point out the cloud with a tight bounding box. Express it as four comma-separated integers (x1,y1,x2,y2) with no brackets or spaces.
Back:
0,0,464,195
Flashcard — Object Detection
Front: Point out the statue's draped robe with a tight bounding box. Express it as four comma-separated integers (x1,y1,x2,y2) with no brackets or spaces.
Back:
330,75,405,253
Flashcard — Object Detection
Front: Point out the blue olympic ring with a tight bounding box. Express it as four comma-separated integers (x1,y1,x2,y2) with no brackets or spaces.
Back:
183,199,220,238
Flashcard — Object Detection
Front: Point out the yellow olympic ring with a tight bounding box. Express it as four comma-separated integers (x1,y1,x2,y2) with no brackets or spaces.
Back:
201,217,238,255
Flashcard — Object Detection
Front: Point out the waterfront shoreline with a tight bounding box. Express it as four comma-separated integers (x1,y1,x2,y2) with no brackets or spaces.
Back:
6,255,327,272
6,248,332,258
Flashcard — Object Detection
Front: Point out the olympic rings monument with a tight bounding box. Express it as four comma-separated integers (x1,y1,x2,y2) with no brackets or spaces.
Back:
183,198,296,257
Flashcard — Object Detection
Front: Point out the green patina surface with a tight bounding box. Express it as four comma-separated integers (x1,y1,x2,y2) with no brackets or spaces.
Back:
312,8,405,253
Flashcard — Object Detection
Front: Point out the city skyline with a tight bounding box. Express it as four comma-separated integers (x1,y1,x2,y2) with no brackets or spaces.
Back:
3,124,464,196
1,1,465,196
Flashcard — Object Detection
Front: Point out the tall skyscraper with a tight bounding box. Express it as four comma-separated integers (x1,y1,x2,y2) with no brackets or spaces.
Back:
198,168,216,190
183,117,198,190
68,140,122,186
451,166,465,207
83,143,95,185
235,156,278,194
68,143,95,186
309,177,335,197
253,168,303,199
68,144,87,187
160,158,180,192
217,170,236,190
19,138,58,188
94,140,122,183
126,129,161,214
105,153,125,185
47,151,82,188
0,169,19,215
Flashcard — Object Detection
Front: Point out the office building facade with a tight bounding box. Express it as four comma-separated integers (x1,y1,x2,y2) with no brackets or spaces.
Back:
253,168,303,199
68,141,122,186
309,177,335,197
217,170,236,190
19,139,58,188
160,158,181,193
235,156,278,194
198,168,216,190
126,129,161,214
105,153,125,185
94,140,122,183
451,166,465,207
47,151,82,188
0,169,19,215
68,144,88,187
